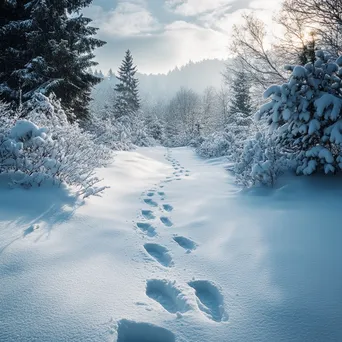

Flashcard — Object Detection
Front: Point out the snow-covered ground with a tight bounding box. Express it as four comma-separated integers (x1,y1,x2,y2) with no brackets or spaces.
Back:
1,147,341,342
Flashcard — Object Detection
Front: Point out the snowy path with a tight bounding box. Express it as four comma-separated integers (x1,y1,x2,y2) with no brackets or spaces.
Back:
1,147,342,342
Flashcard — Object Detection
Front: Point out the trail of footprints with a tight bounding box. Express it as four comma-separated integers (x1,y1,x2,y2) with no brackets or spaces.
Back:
117,150,227,341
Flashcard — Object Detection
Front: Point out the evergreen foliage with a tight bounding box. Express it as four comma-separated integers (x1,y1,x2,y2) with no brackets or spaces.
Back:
228,71,253,118
108,69,115,80
0,0,106,120
298,33,317,65
257,51,342,176
114,50,140,119
145,113,164,143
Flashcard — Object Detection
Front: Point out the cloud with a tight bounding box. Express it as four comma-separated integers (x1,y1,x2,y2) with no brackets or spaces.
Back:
162,21,228,67
84,1,159,37
249,0,283,10
165,0,235,16
87,0,284,74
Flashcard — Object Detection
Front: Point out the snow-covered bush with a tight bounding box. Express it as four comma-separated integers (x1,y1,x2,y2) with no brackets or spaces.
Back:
234,131,287,187
131,110,156,147
0,94,112,197
145,114,165,144
257,50,342,175
165,129,193,148
189,135,205,148
197,112,253,159
85,112,134,151
87,100,156,149
196,131,232,158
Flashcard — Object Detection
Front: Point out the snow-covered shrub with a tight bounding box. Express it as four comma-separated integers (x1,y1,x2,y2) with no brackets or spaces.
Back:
85,113,134,151
189,135,205,148
197,112,253,159
234,131,287,187
257,50,342,175
145,114,165,144
196,131,231,158
131,110,156,147
87,101,156,149
0,94,112,197
86,98,134,151
165,129,193,148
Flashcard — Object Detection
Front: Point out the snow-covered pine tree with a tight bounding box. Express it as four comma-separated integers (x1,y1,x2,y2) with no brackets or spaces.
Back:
234,131,285,187
257,50,342,175
114,50,140,119
0,0,31,103
0,0,106,120
108,69,115,80
298,32,316,65
145,113,164,143
228,71,253,119
164,111,182,147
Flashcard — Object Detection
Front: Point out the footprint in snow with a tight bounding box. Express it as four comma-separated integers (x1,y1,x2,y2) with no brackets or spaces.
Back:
141,210,155,220
136,222,157,237
144,198,158,207
144,243,173,267
146,279,190,314
188,280,228,322
162,204,173,212
23,224,40,237
173,236,197,251
116,319,175,342
146,192,154,197
160,217,173,227
158,191,165,196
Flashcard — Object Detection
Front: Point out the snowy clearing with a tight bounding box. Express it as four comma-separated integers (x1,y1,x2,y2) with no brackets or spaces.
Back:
0,147,341,342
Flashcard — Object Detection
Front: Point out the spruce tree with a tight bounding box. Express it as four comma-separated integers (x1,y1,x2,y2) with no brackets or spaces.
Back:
0,0,31,102
145,113,164,142
257,51,342,175
114,50,140,119
298,33,316,65
0,0,106,120
108,69,115,80
228,71,253,119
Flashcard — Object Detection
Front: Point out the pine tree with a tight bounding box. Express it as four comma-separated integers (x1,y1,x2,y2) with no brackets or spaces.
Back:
228,71,253,119
145,113,164,142
108,69,115,80
114,50,140,119
298,32,316,65
0,0,31,102
0,0,106,120
257,51,342,175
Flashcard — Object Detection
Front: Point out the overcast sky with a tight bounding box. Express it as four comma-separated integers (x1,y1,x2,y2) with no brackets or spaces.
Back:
84,0,283,75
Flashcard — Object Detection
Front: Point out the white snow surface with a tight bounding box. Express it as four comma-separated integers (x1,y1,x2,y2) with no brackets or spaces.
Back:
0,147,341,342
